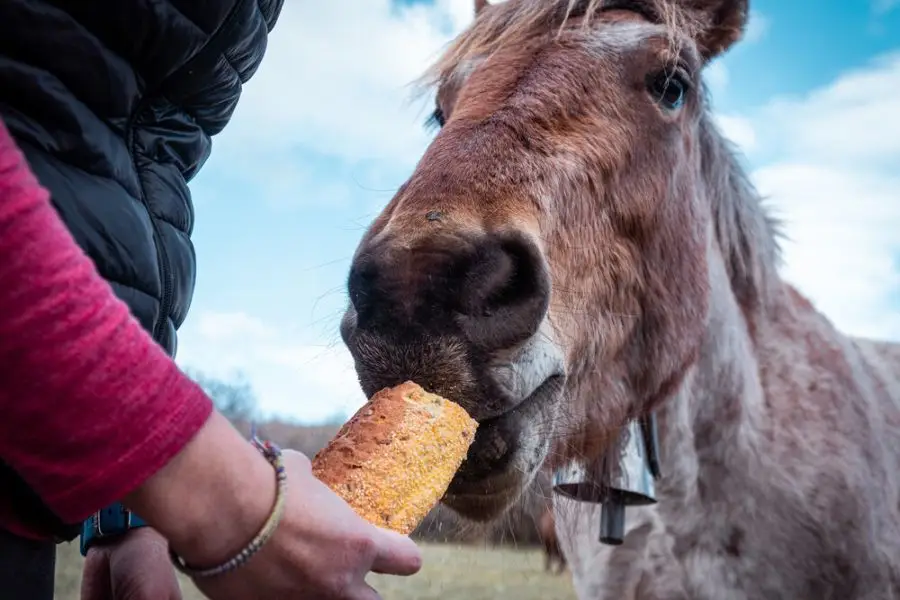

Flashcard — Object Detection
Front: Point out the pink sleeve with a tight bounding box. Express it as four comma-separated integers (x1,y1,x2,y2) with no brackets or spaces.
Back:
0,119,214,523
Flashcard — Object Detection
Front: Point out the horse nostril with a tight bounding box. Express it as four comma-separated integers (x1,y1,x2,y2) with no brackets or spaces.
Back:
347,253,378,326
459,241,512,317
457,233,551,350
344,232,549,352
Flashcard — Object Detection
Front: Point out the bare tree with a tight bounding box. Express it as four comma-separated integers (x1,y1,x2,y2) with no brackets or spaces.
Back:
183,367,258,424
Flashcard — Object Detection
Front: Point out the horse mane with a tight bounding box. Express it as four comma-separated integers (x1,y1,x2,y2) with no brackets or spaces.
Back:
698,109,784,310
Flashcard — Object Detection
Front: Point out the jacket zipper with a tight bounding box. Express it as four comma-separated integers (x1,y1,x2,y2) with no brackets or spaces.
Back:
128,0,262,343
126,0,255,348
126,101,174,347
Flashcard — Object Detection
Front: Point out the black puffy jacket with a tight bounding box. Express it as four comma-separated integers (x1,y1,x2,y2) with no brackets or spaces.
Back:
0,0,283,541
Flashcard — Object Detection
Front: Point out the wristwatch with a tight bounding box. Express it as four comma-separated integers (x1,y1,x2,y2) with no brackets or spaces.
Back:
80,502,147,556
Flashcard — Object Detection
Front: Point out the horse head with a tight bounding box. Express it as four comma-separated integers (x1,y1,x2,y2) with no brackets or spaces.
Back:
340,0,773,524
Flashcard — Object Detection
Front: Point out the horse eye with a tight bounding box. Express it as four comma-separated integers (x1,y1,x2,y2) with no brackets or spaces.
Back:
647,72,687,111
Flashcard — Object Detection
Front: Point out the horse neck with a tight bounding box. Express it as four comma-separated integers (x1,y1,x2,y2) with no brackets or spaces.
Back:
654,238,771,501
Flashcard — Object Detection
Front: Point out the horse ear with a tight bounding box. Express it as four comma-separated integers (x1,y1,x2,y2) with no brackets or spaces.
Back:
680,0,749,60
474,0,490,15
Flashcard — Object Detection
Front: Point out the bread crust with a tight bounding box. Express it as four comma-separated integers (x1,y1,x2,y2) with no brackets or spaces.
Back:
311,381,478,535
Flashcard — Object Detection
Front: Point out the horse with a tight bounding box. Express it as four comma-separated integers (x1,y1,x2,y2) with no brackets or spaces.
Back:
538,505,567,575
338,0,900,598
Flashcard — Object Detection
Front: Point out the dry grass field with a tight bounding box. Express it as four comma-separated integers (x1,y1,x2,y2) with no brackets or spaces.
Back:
54,540,577,600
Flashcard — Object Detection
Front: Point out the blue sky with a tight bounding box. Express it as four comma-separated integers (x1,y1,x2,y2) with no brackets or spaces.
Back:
172,0,900,424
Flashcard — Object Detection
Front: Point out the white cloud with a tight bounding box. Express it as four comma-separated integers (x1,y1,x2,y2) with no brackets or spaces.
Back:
744,10,770,44
715,114,757,153
211,0,474,172
723,52,900,341
755,165,900,339
705,60,730,96
873,0,899,15
194,311,277,342
756,53,900,171
187,0,481,214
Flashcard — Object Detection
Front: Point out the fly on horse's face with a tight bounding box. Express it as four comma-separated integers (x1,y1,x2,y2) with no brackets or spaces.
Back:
340,0,749,522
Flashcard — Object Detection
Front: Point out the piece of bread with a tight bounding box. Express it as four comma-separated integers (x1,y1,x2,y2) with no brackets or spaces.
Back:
311,381,478,535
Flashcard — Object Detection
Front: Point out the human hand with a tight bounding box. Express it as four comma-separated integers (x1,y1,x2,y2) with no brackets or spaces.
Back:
122,411,423,599
80,527,183,600
188,449,423,600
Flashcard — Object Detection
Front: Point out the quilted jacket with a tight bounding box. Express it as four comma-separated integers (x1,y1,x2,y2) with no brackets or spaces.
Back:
0,0,284,541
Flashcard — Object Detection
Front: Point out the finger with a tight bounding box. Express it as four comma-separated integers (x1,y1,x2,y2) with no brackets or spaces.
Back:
369,528,423,576
281,448,312,472
110,564,184,599
106,532,183,600
80,551,113,600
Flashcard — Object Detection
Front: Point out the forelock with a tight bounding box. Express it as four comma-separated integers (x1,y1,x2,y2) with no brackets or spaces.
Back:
417,0,696,96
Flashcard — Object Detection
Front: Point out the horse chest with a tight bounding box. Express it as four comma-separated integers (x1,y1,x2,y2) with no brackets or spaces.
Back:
558,490,898,600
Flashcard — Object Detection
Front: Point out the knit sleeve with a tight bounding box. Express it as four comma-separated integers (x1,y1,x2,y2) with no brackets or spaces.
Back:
0,119,214,523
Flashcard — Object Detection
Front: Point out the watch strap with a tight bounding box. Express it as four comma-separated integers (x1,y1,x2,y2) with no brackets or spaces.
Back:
80,502,147,556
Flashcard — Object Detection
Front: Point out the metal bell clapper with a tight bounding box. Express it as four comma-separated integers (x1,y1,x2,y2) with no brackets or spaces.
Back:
552,413,661,545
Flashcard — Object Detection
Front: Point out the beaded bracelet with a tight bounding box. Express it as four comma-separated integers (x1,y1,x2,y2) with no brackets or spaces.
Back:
169,436,288,578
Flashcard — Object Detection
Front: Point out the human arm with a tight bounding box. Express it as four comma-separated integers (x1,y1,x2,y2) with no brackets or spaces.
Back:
0,119,214,524
0,118,421,598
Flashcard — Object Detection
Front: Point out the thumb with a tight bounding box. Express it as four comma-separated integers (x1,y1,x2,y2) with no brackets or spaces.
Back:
369,526,423,576
281,448,312,473
285,446,422,575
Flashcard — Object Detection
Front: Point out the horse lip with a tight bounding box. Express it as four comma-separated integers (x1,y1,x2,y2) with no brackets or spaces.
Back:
443,480,519,504
491,372,565,425
478,323,565,421
449,373,565,491
471,369,565,423
441,485,521,523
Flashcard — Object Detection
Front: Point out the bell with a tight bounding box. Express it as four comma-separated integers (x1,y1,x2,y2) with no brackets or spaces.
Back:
552,414,661,545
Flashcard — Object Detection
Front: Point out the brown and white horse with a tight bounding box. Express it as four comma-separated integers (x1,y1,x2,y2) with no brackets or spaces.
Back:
339,1,900,597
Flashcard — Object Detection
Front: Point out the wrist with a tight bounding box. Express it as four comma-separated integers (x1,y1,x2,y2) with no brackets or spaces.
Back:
80,502,148,556
121,411,277,567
